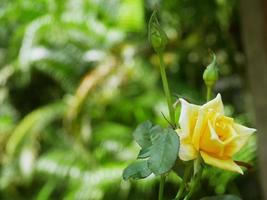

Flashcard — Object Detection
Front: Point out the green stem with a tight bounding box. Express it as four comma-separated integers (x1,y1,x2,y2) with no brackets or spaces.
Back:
159,175,166,200
174,164,192,200
157,53,175,200
183,157,203,200
183,166,203,200
158,53,175,125
206,86,212,101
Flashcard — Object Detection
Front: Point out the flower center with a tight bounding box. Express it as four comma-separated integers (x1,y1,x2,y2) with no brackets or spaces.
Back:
214,115,233,141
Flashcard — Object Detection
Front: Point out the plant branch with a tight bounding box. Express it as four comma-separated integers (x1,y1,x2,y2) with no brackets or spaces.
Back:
159,175,166,200
158,53,175,126
207,86,212,101
174,163,192,200
183,165,203,200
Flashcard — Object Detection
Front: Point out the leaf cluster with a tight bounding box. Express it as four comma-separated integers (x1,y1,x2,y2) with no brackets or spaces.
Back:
123,121,180,180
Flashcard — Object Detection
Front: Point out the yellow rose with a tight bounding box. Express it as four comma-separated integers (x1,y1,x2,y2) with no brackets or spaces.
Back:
176,94,256,174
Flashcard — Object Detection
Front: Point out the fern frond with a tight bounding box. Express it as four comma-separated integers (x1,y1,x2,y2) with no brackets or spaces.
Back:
35,149,127,200
18,15,52,72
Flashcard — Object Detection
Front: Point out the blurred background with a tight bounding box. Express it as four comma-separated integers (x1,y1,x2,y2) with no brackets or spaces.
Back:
0,0,266,199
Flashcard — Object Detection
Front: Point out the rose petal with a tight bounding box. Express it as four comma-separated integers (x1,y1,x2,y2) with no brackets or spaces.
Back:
192,94,224,150
179,98,199,139
216,123,238,145
179,141,198,161
176,129,198,161
200,151,243,174
225,123,256,156
213,115,235,141
199,121,224,156
201,93,224,114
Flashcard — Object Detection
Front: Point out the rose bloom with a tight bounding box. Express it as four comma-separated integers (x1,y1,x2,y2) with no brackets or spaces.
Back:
176,94,256,174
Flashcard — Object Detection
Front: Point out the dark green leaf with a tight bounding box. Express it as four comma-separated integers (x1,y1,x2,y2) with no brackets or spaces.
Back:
148,128,179,175
133,121,153,148
122,160,152,180
200,195,242,200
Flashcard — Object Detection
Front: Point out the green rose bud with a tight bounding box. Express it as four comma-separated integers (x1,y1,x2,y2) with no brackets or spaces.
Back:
148,10,168,54
203,52,219,87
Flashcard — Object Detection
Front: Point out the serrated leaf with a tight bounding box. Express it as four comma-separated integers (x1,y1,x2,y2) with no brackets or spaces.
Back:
122,160,152,180
133,121,153,148
200,195,242,200
148,128,179,175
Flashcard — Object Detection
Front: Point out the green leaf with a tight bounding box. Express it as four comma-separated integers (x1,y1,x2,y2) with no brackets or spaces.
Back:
200,195,242,200
122,160,152,180
137,146,151,159
148,128,179,175
137,125,163,159
133,121,153,148
150,125,164,139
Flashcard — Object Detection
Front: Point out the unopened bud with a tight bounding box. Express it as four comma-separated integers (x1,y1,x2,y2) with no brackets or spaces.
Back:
203,53,219,87
148,10,168,54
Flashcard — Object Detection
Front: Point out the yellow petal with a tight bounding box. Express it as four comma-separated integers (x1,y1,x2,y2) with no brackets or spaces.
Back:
179,141,198,161
221,125,238,146
176,129,197,161
192,94,224,150
225,123,256,156
200,151,243,174
199,121,224,156
234,123,256,139
179,99,200,139
192,110,212,150
201,93,224,114
213,117,237,144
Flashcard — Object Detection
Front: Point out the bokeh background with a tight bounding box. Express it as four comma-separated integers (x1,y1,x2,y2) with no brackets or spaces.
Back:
0,0,266,199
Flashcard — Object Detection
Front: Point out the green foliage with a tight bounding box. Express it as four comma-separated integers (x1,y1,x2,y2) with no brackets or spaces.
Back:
0,0,258,199
147,127,179,175
133,121,154,148
123,160,151,180
117,0,144,31
124,121,179,179
6,101,65,156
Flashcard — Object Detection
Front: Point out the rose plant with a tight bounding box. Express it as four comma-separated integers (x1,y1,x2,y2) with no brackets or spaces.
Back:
122,10,256,200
